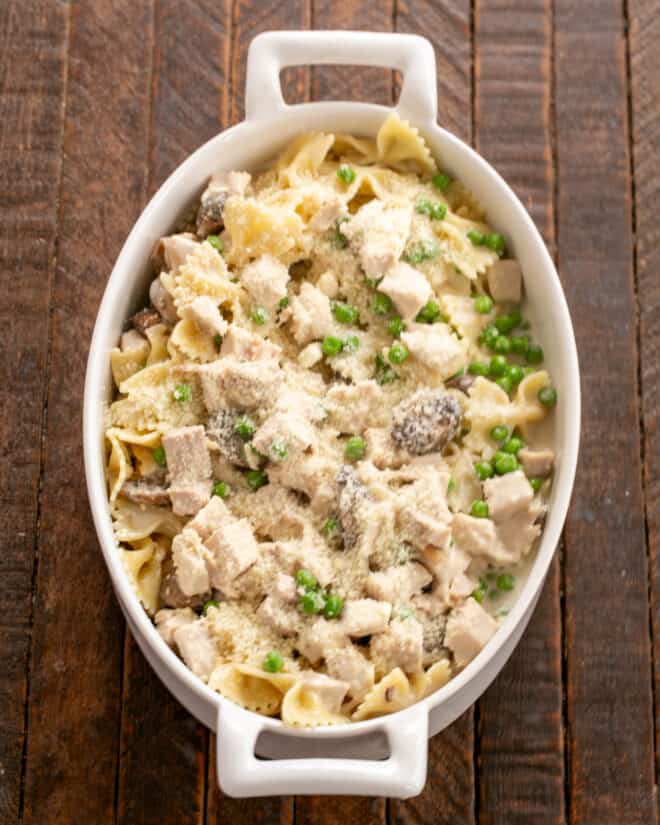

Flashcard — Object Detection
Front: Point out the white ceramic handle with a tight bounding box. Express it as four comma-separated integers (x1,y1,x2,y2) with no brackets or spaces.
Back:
216,702,429,798
245,30,437,125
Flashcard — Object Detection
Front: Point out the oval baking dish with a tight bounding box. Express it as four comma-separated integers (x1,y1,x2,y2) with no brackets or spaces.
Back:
84,30,580,799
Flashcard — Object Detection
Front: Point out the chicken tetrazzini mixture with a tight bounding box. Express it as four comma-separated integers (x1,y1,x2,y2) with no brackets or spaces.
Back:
107,115,558,726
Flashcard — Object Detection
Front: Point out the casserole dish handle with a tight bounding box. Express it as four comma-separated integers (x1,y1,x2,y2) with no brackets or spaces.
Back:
216,702,429,798
246,30,437,125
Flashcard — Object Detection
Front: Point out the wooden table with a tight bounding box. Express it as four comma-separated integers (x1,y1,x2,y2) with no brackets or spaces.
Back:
2,1,658,822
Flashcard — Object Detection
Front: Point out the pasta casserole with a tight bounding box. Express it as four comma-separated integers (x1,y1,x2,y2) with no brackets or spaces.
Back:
106,114,558,726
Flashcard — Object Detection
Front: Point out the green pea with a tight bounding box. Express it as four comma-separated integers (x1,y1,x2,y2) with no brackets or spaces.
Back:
471,579,488,604
270,440,288,462
212,481,230,499
522,366,536,377
263,651,284,673
489,355,508,377
173,384,191,402
234,415,256,441
373,292,393,315
388,342,409,365
471,499,489,518
447,476,456,493
506,364,524,385
202,599,220,615
278,296,289,309
496,573,515,591
323,594,344,619
486,233,506,255
508,307,523,327
490,425,509,442
496,375,513,393
300,590,326,615
510,335,529,356
495,314,517,335
296,569,318,590
213,333,223,350
415,198,434,215
474,295,493,314
493,335,511,355
430,202,447,220
468,361,490,376
152,446,166,467
538,386,557,407
475,461,494,480
415,300,443,324
344,436,366,461
526,343,544,364
206,235,223,254
432,172,452,193
333,301,359,324
246,469,267,490
322,335,343,356
375,353,398,385
467,229,486,246
404,239,438,265
502,437,523,455
388,316,405,338
530,477,543,493
337,164,356,184
334,218,349,248
323,517,339,535
251,306,269,325
343,335,360,353
494,453,518,475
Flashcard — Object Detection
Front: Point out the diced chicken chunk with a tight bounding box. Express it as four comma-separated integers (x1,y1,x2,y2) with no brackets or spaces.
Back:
296,619,346,665
219,324,281,362
487,259,522,303
268,452,338,513
339,599,392,637
310,195,348,233
256,596,300,637
186,495,230,540
273,572,298,604
518,447,554,479
484,470,534,522
289,282,334,346
366,562,432,604
342,199,412,280
399,509,451,550
298,673,350,714
452,513,513,566
391,389,462,455
401,323,468,378
252,410,317,459
182,296,228,338
326,380,384,433
378,261,432,320
205,518,259,587
159,557,209,609
155,607,197,646
445,598,498,669
120,328,149,354
267,539,334,589
149,275,178,324
199,357,281,410
316,270,339,298
173,620,217,681
370,619,424,675
298,342,323,369
119,480,169,507
171,528,211,596
240,254,290,310
364,427,411,469
162,425,213,516
422,543,471,606
273,389,327,424
197,170,251,236
158,232,200,271
325,645,375,702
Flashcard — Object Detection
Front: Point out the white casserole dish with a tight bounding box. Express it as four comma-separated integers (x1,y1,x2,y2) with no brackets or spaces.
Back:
84,30,580,799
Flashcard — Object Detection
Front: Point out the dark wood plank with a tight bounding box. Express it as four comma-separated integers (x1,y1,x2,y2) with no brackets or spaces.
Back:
0,2,70,821
628,0,660,791
392,3,475,824
473,3,565,823
21,2,154,822
311,1,394,105
229,0,311,125
206,2,309,820
555,2,656,823
115,3,230,823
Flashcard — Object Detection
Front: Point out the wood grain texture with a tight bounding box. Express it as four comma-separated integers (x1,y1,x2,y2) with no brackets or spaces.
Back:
115,3,230,822
311,0,394,105
396,0,472,143
628,0,660,789
0,2,70,821
555,1,657,822
473,3,564,823
392,5,474,822
20,2,154,823
229,0,311,124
